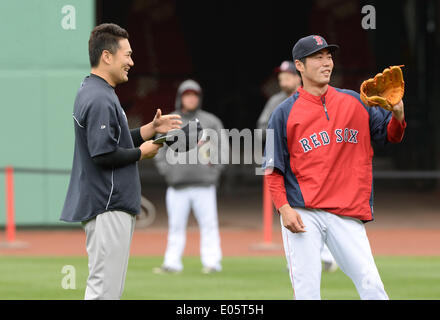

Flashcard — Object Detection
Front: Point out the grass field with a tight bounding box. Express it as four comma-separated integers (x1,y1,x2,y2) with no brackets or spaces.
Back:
0,256,439,300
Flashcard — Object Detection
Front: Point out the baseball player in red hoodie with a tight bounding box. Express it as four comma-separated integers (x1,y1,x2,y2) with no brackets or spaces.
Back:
264,35,406,300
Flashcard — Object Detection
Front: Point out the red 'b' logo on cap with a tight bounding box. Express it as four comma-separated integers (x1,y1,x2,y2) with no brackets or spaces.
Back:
313,36,324,45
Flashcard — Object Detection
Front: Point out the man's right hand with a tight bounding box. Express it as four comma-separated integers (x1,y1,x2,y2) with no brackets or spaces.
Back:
139,140,163,160
279,205,306,233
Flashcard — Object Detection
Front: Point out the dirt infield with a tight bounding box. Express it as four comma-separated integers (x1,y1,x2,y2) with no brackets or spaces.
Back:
1,227,440,257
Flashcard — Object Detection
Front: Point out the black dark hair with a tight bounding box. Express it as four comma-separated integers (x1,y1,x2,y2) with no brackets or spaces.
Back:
88,23,129,68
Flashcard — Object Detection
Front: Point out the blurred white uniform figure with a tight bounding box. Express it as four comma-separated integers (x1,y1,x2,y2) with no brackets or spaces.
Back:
154,79,228,274
258,61,338,272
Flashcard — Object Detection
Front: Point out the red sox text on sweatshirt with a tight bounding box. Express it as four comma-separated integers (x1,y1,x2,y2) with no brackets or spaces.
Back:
264,86,406,222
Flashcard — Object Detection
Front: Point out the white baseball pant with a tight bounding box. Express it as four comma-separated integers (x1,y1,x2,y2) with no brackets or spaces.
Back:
281,207,388,300
163,185,222,271
82,210,135,300
320,243,336,265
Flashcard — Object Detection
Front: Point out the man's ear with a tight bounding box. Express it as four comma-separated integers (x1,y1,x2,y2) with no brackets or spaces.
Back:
101,49,112,65
294,59,304,73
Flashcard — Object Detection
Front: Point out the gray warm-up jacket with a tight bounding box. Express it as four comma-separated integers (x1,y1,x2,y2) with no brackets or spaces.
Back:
154,79,228,188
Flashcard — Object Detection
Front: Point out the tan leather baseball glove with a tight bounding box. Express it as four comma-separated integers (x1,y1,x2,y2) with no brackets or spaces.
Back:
360,65,405,111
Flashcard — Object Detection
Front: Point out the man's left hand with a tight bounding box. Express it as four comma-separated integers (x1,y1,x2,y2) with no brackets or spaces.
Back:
153,109,182,134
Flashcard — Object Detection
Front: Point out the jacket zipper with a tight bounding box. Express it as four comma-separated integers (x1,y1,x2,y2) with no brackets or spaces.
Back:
321,96,329,120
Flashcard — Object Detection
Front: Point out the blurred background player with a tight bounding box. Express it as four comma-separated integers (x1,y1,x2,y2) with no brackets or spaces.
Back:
257,61,301,134
258,60,338,272
153,79,228,274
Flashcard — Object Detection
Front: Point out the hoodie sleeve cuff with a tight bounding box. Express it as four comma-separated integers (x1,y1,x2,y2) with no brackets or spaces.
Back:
387,115,407,143
265,169,289,211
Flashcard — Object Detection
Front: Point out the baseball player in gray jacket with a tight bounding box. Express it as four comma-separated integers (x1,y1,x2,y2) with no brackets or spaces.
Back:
154,79,228,274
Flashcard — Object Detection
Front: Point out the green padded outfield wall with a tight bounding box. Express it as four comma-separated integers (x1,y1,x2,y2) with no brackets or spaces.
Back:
0,0,95,226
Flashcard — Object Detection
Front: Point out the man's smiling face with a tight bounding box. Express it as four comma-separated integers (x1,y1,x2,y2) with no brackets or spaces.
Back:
296,49,334,86
108,38,134,85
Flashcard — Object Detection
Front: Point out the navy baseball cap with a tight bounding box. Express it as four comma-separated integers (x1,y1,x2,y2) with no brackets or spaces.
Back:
274,61,298,75
292,35,339,61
